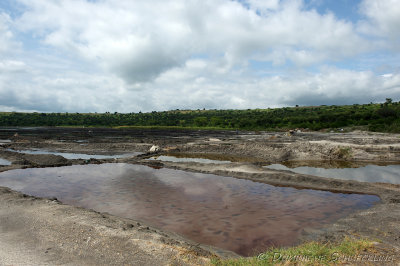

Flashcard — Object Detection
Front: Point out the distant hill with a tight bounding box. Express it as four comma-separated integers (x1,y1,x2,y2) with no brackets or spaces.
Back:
1,101,399,133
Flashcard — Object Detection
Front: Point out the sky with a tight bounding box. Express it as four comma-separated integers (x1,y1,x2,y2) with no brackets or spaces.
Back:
0,0,400,113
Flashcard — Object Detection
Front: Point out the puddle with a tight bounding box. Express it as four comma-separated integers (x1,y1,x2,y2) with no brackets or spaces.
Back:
0,164,379,256
148,155,231,164
278,160,393,169
265,163,400,184
0,158,11,166
149,153,264,164
172,153,265,163
0,139,11,145
7,149,141,160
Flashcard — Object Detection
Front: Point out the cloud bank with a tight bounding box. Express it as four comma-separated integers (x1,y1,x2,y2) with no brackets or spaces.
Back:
0,0,399,112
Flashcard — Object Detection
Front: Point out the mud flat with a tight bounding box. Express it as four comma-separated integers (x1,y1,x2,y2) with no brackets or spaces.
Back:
0,127,400,264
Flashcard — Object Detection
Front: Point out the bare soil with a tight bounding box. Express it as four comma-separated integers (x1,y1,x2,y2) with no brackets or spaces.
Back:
1,127,400,264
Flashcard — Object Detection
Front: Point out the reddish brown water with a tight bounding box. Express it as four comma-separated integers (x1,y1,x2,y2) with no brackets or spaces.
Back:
0,163,379,256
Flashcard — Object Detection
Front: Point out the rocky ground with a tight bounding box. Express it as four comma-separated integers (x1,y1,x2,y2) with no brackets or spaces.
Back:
0,127,400,264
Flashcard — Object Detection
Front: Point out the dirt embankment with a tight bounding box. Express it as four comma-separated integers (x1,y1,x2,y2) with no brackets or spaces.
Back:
175,132,400,163
3,128,400,164
1,127,400,263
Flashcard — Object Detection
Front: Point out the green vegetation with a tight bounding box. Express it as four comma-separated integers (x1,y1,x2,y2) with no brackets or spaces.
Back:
211,238,375,265
1,100,400,132
335,147,353,159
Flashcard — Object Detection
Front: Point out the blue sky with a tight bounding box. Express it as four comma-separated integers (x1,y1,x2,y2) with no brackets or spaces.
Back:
0,0,399,112
305,0,362,21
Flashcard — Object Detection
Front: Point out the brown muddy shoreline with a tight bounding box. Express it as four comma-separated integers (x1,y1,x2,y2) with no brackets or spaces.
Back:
1,127,400,264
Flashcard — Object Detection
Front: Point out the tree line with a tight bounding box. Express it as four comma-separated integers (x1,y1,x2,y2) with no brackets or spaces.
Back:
1,101,400,133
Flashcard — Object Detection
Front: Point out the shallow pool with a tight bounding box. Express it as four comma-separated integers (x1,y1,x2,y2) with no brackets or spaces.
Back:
0,158,11,166
156,153,265,164
7,148,141,160
265,163,400,184
0,164,379,256
148,155,231,164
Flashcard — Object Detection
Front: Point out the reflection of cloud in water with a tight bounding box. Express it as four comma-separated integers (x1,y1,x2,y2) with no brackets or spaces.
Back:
0,158,11,165
151,170,218,197
7,148,141,159
0,163,379,256
149,155,230,164
266,164,400,184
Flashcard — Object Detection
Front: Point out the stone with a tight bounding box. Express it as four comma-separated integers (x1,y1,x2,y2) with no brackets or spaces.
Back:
149,145,160,153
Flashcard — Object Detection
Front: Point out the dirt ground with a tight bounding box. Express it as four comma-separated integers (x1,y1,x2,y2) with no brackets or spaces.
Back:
0,127,400,264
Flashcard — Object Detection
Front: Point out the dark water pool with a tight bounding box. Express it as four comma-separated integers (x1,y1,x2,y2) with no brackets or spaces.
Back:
0,164,379,256
266,163,400,184
7,148,141,160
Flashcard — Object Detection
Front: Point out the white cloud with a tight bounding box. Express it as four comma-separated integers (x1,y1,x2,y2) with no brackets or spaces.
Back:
0,55,399,112
0,60,26,72
0,68,128,112
134,62,400,111
0,0,399,113
245,0,281,10
13,0,369,84
358,0,400,48
0,12,19,55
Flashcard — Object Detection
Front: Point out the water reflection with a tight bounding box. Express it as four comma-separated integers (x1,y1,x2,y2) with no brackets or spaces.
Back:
7,148,141,160
266,163,400,184
0,164,379,256
149,152,266,164
149,155,231,164
0,158,11,166
166,153,264,163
